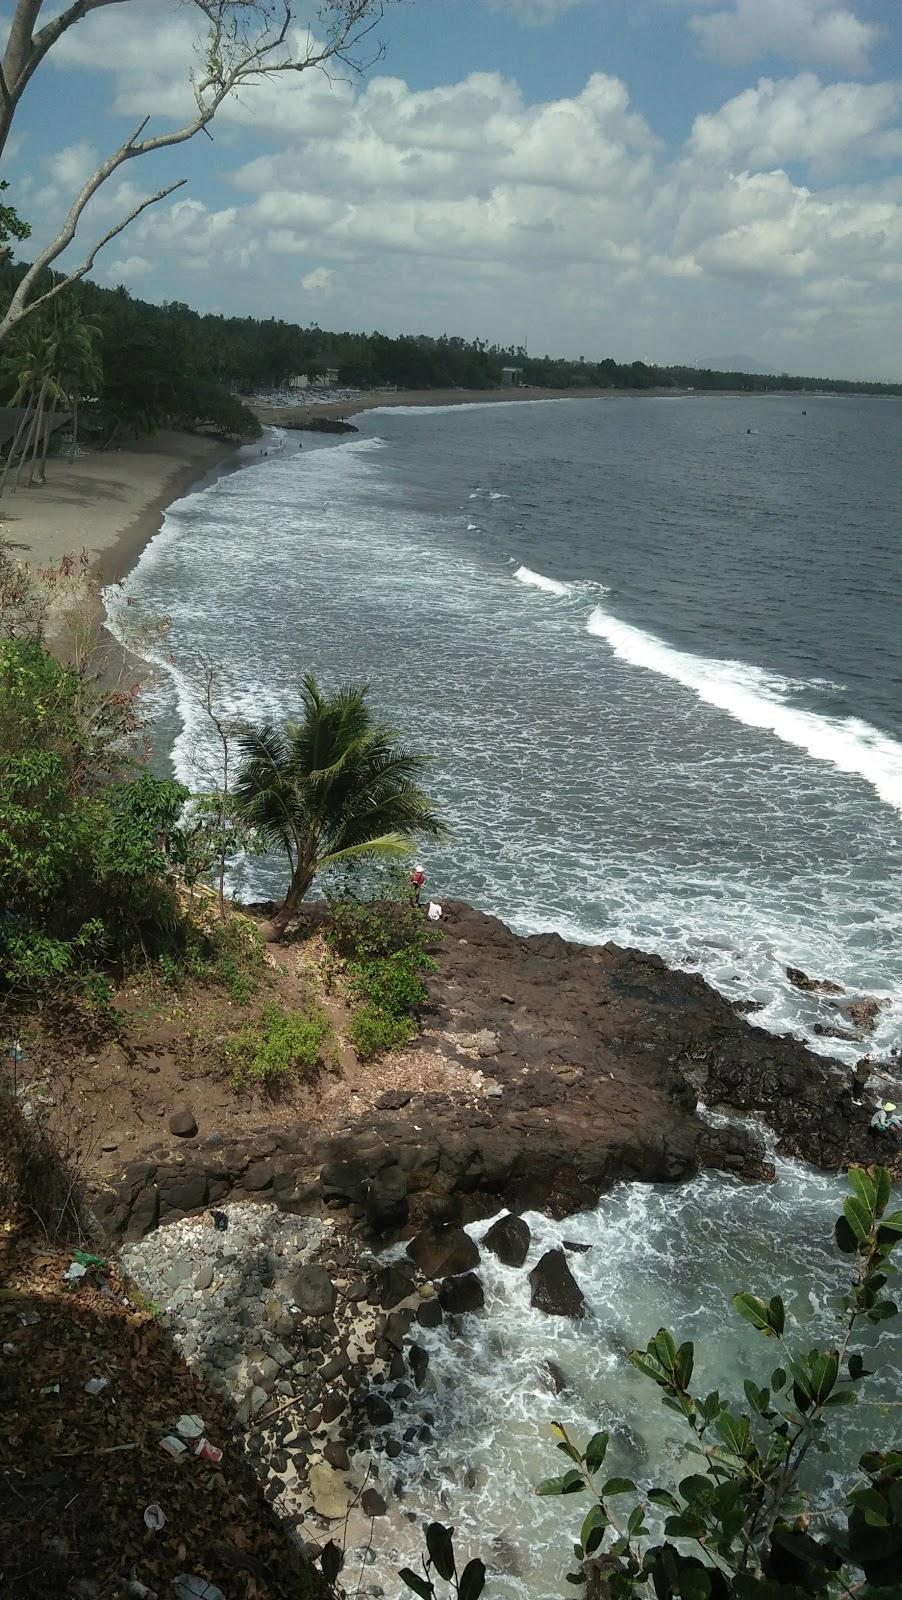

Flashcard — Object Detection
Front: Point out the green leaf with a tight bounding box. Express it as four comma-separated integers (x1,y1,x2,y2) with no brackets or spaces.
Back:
562,1469,587,1494
843,1195,871,1242
648,1489,681,1512
874,1166,892,1216
673,1341,695,1391
585,1432,609,1474
601,1478,637,1496
425,1523,456,1583
458,1559,486,1600
627,1506,646,1536
652,1327,678,1371
664,1515,707,1540
867,1300,898,1322
556,1440,584,1465
399,1571,434,1600
537,1475,568,1496
768,1296,785,1336
835,1215,858,1254
848,1166,877,1215
744,1380,769,1414
732,1292,772,1332
848,1352,865,1380
823,1389,857,1406
629,1352,667,1384
678,1572,712,1600
810,1350,839,1403
581,1504,608,1556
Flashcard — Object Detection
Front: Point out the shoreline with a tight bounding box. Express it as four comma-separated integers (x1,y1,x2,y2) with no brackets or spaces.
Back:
250,382,683,430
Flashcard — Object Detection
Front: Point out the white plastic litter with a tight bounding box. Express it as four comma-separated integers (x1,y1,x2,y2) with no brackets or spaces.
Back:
427,901,443,921
175,1413,204,1439
172,1577,226,1600
159,1435,188,1459
143,1503,166,1531
84,1376,109,1395
64,1262,87,1282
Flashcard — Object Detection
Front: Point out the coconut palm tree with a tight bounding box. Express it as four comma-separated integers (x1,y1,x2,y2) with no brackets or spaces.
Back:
234,675,445,933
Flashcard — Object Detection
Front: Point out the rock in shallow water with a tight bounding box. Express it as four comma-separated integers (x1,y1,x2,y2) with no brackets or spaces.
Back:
528,1248,586,1318
482,1212,531,1267
438,1273,484,1314
407,1225,479,1278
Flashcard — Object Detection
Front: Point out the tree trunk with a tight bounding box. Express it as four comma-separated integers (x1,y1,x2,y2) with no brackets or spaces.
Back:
270,859,316,937
12,386,42,491
0,394,33,497
71,395,79,456
37,394,56,484
25,384,46,486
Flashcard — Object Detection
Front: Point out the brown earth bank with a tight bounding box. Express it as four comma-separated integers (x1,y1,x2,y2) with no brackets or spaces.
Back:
88,902,900,1247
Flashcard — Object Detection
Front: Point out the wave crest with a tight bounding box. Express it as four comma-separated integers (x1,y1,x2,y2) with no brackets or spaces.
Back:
586,605,902,813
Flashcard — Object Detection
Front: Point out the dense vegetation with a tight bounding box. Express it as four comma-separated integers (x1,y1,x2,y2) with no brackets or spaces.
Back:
2,256,899,457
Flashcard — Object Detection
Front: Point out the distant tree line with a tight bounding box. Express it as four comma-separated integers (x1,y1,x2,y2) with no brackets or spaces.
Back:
2,257,901,452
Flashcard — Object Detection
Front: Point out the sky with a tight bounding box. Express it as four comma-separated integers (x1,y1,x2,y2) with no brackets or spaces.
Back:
4,0,902,377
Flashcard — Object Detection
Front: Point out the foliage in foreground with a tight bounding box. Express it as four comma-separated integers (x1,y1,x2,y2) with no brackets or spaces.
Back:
526,1165,902,1598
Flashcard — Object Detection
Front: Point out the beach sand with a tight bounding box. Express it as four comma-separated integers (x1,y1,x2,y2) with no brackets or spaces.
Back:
251,382,679,430
0,430,235,585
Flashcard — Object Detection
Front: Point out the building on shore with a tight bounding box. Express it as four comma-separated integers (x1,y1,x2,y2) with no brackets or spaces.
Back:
500,366,525,387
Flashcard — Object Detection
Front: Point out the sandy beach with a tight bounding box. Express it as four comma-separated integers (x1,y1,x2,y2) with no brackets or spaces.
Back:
0,430,236,584
250,382,681,429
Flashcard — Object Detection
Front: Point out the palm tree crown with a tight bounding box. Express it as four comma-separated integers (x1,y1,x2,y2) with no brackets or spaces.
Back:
234,675,445,923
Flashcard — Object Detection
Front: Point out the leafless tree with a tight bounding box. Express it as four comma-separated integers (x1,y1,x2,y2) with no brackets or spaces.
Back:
0,0,388,341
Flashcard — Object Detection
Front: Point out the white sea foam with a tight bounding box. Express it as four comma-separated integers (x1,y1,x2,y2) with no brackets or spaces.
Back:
586,604,902,814
514,564,572,597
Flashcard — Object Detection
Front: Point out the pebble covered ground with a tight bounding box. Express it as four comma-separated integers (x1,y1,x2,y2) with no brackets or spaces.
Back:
121,1204,448,1588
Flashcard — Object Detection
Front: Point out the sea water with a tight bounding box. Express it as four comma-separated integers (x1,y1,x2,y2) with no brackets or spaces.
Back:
106,396,902,1589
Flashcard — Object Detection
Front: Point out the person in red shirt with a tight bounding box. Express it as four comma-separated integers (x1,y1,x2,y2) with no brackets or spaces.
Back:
410,864,427,905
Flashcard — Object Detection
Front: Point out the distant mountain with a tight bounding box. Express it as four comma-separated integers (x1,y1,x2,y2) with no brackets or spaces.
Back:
700,353,776,375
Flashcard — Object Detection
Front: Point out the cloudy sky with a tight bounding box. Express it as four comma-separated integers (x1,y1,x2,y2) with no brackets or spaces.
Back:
5,0,902,376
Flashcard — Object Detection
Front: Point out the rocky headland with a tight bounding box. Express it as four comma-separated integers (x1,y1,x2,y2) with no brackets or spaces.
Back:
93,901,900,1248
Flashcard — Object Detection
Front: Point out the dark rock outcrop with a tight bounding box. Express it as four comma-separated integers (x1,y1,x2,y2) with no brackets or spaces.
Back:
438,1273,485,1314
407,1225,480,1277
91,902,901,1245
483,1212,531,1267
529,1249,586,1318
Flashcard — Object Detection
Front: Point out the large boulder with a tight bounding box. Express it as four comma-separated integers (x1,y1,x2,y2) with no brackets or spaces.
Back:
366,1165,409,1233
482,1212,531,1267
438,1273,484,1314
279,1264,335,1316
528,1249,586,1319
308,1462,350,1520
407,1224,479,1278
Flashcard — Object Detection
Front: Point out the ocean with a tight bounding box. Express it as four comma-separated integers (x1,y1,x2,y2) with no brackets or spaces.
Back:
107,393,902,1592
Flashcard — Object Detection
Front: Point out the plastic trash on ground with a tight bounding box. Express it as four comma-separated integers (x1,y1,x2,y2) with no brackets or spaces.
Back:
193,1438,223,1464
427,900,443,921
173,1577,226,1600
143,1503,166,1531
64,1262,87,1282
84,1376,109,1395
159,1435,188,1459
72,1249,105,1268
175,1413,204,1439
39,1382,60,1396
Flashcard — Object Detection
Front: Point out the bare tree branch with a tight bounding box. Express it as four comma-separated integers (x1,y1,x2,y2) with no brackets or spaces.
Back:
0,0,389,341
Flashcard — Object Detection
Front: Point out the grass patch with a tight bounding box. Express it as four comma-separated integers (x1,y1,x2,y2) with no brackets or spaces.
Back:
156,909,266,1007
220,1000,336,1089
347,1003,415,1061
326,893,438,1059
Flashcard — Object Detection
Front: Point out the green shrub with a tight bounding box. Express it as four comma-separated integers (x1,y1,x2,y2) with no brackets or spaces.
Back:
174,911,266,1005
221,1001,335,1088
347,1003,415,1060
348,947,430,1018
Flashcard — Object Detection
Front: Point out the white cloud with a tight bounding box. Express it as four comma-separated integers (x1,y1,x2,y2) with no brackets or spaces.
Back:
690,0,882,75
689,74,902,173
105,253,151,280
13,3,902,378
483,0,588,22
301,267,334,293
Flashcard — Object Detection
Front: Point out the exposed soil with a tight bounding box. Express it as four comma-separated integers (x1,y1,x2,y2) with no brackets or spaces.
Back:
0,1098,319,1600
